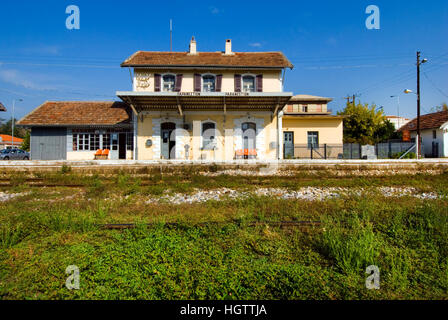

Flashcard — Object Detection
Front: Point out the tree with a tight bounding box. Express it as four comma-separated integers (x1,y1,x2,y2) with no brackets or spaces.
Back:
0,117,27,139
337,101,396,144
430,102,448,112
21,131,30,151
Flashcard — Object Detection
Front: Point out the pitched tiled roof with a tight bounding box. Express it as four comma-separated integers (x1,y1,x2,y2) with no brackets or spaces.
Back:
0,134,23,144
0,102,6,112
398,110,448,131
17,101,132,127
289,94,333,103
121,51,293,69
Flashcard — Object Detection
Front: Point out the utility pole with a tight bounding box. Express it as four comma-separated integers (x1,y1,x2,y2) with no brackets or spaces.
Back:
416,51,421,159
345,96,351,105
345,95,357,105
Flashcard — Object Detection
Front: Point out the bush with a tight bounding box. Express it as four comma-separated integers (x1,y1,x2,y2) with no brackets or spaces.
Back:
391,151,416,159
61,164,72,174
318,216,381,274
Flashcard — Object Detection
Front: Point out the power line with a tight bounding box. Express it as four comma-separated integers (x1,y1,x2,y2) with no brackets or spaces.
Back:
423,71,448,98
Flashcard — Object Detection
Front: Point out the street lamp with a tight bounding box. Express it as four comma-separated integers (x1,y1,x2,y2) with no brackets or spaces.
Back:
11,99,23,148
390,95,401,129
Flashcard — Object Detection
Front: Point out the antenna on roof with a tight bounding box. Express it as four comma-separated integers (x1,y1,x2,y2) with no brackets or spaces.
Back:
170,19,173,52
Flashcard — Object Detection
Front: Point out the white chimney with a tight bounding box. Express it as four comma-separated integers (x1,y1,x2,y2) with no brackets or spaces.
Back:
224,39,233,55
189,36,197,55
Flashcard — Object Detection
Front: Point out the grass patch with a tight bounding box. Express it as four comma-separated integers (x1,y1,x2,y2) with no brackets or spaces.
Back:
0,170,446,299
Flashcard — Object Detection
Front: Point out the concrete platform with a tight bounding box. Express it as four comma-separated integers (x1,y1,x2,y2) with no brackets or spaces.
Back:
0,158,447,169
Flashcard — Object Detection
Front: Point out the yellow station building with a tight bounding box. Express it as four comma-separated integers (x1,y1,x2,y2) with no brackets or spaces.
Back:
18,38,343,161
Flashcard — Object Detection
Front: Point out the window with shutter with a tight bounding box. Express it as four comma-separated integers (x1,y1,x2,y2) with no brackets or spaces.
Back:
154,74,161,92
216,74,223,92
256,74,263,92
175,74,183,92
162,74,176,92
234,74,241,92
194,74,201,92
242,75,255,92
202,75,216,92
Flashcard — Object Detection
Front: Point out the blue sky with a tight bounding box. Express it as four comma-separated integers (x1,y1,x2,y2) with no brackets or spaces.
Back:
0,0,447,120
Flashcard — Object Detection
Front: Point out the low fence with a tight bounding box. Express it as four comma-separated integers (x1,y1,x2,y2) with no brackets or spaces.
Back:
289,142,417,159
290,144,344,159
343,142,417,159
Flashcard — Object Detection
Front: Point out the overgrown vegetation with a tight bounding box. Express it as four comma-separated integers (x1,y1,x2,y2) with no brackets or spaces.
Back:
0,170,446,299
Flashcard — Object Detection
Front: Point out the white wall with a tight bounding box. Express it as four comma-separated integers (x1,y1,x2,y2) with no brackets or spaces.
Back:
413,129,444,157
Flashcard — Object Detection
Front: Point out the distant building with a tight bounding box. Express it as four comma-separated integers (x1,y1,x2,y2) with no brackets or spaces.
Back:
0,102,6,112
399,110,448,158
0,134,23,149
385,115,410,130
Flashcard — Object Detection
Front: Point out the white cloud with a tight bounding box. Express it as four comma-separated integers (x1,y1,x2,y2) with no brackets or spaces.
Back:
249,42,262,48
21,45,61,56
0,69,58,91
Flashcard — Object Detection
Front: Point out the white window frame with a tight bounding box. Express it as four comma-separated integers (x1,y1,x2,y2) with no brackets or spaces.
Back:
72,130,100,152
201,120,217,150
307,131,319,149
241,74,256,93
201,73,216,92
162,73,176,92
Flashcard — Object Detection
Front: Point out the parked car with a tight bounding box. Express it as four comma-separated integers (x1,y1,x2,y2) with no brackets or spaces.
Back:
0,148,30,160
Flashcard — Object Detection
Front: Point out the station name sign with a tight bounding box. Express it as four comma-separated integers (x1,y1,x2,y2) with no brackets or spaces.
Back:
177,92,250,97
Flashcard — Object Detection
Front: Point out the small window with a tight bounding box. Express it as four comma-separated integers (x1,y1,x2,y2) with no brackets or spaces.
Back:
433,130,437,139
102,134,111,150
202,75,216,92
163,74,176,92
302,105,308,112
202,122,216,149
307,131,319,149
242,75,255,92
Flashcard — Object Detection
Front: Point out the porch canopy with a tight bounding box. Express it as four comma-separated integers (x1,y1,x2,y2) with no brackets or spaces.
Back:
116,91,293,115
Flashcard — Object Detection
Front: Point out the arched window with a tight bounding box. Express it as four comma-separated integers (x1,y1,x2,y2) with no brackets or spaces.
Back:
202,74,216,92
202,121,216,149
162,74,176,92
242,75,255,92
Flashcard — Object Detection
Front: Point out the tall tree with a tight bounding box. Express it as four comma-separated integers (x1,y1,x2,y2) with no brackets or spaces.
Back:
0,117,27,138
338,101,395,144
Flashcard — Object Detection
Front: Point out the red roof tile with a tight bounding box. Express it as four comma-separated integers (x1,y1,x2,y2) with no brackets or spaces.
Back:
17,101,132,127
121,51,293,69
398,110,448,131
0,134,23,144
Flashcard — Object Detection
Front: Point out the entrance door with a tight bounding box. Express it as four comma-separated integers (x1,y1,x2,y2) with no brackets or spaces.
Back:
161,122,176,159
242,122,256,159
119,133,127,159
284,132,294,159
432,141,439,158
109,133,119,160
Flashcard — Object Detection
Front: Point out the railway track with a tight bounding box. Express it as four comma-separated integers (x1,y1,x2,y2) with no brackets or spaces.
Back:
98,220,322,229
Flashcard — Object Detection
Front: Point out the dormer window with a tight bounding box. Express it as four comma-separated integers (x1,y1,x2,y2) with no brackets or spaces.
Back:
162,74,176,92
202,75,216,92
242,75,255,92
